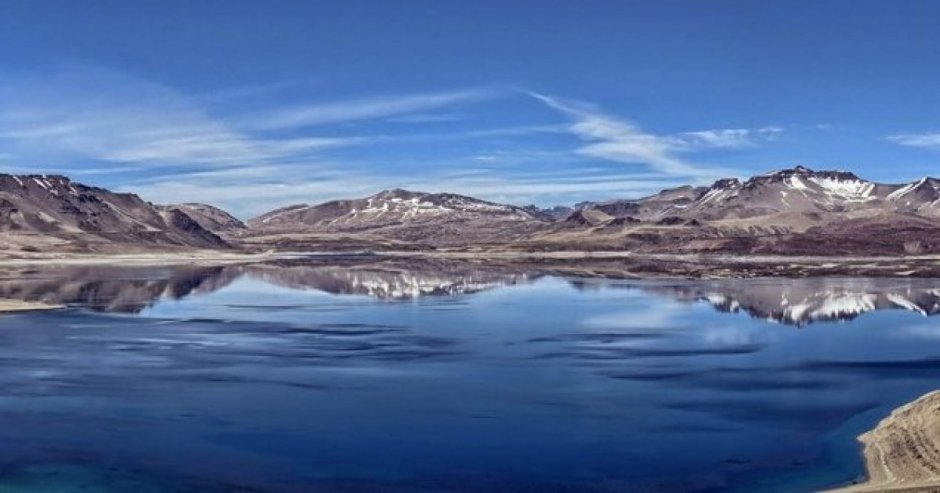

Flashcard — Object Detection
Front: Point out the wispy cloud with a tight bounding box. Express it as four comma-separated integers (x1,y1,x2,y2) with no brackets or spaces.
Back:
0,65,774,216
0,66,369,168
528,92,741,177
887,132,940,150
128,164,682,219
248,88,498,130
385,112,465,124
670,126,782,150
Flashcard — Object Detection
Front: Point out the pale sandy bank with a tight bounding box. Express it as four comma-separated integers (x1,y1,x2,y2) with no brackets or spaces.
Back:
829,390,940,492
0,299,63,313
0,250,300,266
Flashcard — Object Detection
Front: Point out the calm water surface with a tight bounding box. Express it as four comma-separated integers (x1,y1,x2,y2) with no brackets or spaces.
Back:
0,261,939,492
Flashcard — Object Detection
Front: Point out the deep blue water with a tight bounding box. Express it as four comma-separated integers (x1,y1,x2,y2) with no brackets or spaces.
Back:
0,264,940,492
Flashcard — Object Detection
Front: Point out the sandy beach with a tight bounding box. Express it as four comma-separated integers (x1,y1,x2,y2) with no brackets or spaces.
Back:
0,250,292,266
829,391,940,492
0,299,63,313
3,250,940,279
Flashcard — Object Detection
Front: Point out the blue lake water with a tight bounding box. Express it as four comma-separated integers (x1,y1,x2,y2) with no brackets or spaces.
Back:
1,262,940,491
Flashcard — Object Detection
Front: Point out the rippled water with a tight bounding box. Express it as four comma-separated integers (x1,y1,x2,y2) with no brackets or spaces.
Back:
1,260,940,492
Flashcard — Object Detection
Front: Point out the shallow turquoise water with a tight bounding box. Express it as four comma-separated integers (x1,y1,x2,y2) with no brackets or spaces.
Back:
0,263,938,491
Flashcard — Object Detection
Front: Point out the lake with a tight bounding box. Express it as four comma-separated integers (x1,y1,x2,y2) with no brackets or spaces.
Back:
0,259,939,492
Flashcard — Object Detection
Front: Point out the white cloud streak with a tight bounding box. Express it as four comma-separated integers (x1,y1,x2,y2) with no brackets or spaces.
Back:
0,66,778,218
529,92,702,175
128,166,683,219
887,132,940,150
528,92,770,177
670,126,782,150
248,88,497,130
0,67,371,168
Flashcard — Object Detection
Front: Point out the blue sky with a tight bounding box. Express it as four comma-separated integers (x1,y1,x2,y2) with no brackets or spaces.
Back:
2,0,940,217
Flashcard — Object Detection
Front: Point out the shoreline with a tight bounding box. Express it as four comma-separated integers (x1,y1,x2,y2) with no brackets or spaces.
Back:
828,391,940,492
0,250,940,280
1,250,940,278
0,299,64,313
2,249,940,263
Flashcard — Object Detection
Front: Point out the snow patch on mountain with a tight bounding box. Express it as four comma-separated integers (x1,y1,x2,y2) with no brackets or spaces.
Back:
808,176,876,201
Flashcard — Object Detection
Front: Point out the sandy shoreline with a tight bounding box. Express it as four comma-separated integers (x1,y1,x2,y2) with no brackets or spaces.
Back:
828,391,940,492
0,250,322,266
0,299,64,313
2,250,940,279
1,249,940,264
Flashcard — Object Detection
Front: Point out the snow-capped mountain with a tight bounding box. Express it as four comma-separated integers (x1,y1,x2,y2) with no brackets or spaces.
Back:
244,188,547,245
5,166,940,256
887,177,940,217
0,174,227,252
682,167,888,218
228,166,940,254
249,188,540,230
523,166,940,254
575,166,916,223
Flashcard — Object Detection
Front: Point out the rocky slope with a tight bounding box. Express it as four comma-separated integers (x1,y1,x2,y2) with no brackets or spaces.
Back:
228,166,940,255
574,166,936,224
830,390,940,492
524,166,940,255
7,166,940,256
163,203,246,232
0,174,228,253
241,188,548,247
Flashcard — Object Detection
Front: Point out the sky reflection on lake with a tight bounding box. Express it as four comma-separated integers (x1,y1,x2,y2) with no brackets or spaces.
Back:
0,262,939,492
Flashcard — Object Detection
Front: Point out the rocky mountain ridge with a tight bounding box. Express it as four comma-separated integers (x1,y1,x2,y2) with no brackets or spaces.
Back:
575,166,940,224
5,166,940,255
0,174,227,253
241,187,547,246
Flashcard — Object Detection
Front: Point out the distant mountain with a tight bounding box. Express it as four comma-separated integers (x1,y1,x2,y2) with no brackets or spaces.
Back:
522,204,573,221
577,184,708,221
163,203,246,232
888,177,940,217
6,166,940,256
244,188,548,246
0,174,228,253
574,166,918,224
528,166,940,255
231,166,940,255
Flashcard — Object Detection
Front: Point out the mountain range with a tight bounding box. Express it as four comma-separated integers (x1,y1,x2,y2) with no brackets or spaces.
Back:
3,166,940,256
0,174,226,253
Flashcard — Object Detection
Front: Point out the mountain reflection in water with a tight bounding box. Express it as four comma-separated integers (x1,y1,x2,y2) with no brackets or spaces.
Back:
2,260,939,325
0,259,939,491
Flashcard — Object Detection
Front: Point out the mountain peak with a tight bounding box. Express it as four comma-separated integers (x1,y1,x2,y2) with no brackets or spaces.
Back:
373,188,425,199
710,178,742,189
752,166,863,186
